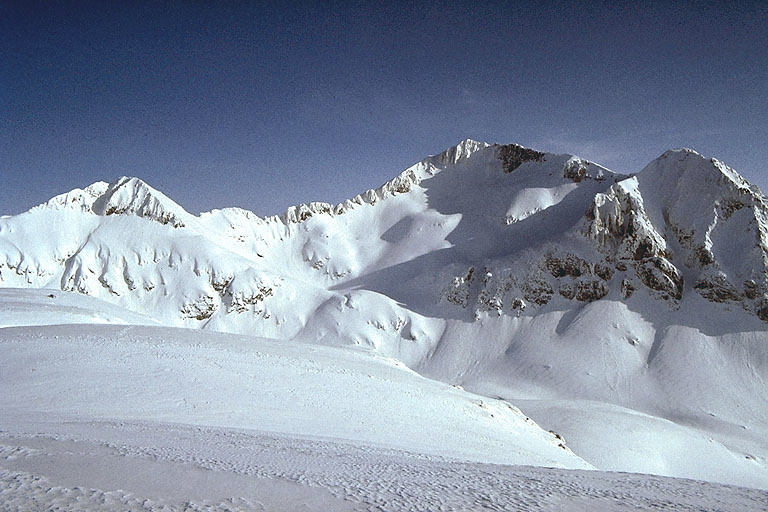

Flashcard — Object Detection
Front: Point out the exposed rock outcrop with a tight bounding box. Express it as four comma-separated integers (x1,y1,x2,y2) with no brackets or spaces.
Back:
497,144,546,173
562,157,605,183
583,177,684,302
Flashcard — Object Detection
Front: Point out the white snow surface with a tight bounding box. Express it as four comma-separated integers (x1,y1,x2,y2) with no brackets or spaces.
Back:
2,290,767,511
2,140,768,508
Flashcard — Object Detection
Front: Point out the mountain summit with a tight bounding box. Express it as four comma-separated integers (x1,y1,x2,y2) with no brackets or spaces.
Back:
1,140,767,488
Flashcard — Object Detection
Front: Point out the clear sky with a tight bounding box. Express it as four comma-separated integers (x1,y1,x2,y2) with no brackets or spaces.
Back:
2,1,767,216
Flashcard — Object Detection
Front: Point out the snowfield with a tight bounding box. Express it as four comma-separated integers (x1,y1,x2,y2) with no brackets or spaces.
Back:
2,291,767,511
3,419,767,511
2,140,768,509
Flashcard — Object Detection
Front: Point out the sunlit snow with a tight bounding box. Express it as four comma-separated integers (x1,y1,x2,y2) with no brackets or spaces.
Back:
2,140,767,509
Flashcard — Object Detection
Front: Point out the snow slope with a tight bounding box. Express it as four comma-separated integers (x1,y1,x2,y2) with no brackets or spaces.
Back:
0,304,584,469
3,420,767,511
0,288,158,328
1,289,766,510
1,139,768,494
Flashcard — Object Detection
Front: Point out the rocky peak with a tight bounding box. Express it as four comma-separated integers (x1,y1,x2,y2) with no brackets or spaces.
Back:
581,150,768,318
435,139,491,165
91,177,189,228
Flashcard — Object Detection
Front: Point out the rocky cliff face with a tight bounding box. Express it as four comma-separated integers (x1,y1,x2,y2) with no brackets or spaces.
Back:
431,145,768,325
584,176,683,302
584,149,768,317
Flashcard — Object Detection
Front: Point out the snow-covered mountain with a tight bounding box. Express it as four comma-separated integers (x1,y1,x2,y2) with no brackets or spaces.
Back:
2,139,768,492
7,141,768,334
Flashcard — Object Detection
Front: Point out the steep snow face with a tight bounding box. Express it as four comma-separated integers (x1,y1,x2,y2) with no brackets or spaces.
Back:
583,149,768,318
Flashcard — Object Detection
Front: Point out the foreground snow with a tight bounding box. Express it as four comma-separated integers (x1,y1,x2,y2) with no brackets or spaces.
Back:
3,418,767,511
1,289,767,510
0,321,585,469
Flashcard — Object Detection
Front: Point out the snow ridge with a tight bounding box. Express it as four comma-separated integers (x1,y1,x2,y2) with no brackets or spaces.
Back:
33,181,109,213
277,162,427,224
4,141,768,326
280,139,493,225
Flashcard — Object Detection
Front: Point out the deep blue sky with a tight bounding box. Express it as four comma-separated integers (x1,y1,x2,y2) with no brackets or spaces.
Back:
2,1,767,216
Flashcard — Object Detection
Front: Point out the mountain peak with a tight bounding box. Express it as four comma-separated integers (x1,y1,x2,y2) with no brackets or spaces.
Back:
642,147,757,197
91,176,190,228
434,139,492,165
30,176,190,229
661,147,701,158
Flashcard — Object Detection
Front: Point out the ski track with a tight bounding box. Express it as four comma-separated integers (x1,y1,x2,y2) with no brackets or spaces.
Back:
2,420,767,512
